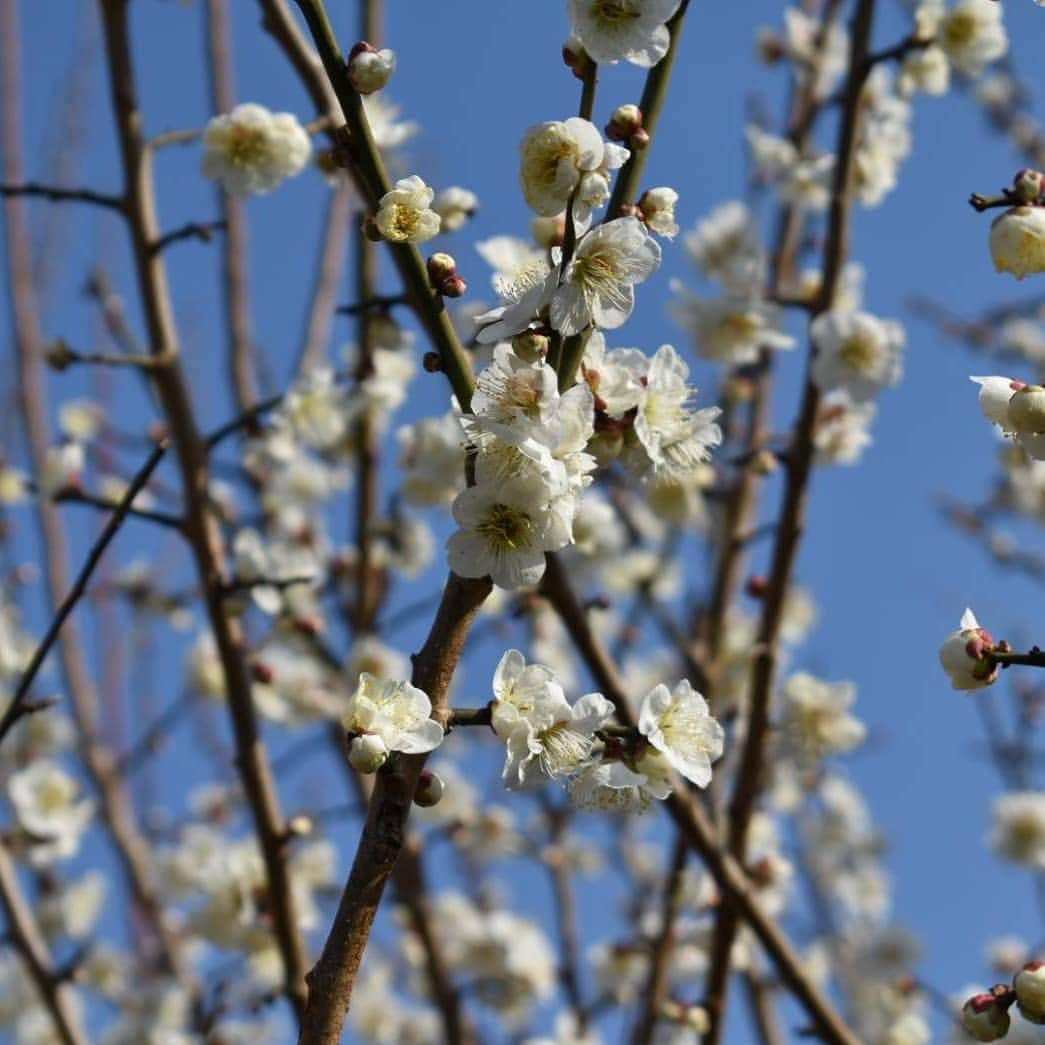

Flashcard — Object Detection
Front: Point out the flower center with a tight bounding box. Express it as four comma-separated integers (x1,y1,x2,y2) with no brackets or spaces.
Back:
476,503,533,549
942,11,976,49
837,331,880,376
386,204,424,239
538,723,592,773
592,0,641,25
225,125,269,168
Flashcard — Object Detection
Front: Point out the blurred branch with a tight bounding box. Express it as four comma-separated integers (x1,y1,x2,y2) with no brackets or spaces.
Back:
0,180,123,210
151,218,227,254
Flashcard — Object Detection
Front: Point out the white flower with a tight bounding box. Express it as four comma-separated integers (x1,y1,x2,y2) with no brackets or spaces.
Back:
567,0,681,67
683,200,766,290
341,673,444,755
747,126,834,211
502,691,616,788
519,118,605,217
447,474,571,589
491,650,567,733
277,368,349,450
362,95,418,153
568,759,653,812
990,207,1045,280
782,7,849,99
397,413,465,506
58,399,103,442
374,175,441,244
810,309,904,401
8,760,94,865
40,442,83,495
473,248,554,345
348,732,389,774
921,0,1008,77
432,186,478,232
551,217,661,336
779,672,866,763
669,285,794,366
638,679,723,788
202,103,310,196
638,187,679,238
632,344,722,475
347,46,396,94
897,45,950,97
992,792,1045,868
938,608,999,690
813,389,876,465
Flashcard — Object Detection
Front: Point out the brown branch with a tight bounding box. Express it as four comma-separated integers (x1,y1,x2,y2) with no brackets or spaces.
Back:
0,180,123,210
0,440,169,746
702,2,878,1038
300,571,491,1044
151,218,227,254
0,838,90,1045
2,0,192,986
96,0,309,1018
539,554,858,1044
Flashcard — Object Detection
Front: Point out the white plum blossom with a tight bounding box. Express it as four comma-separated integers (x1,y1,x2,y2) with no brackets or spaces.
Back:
747,125,834,212
567,0,681,67
810,308,905,401
939,608,999,690
638,187,679,238
781,6,850,100
374,175,441,244
40,442,84,495
991,792,1045,868
347,45,396,94
813,390,877,465
341,673,444,768
568,759,654,813
779,672,866,763
990,206,1045,280
202,103,310,196
519,117,605,217
550,217,661,336
447,474,571,589
396,413,465,506
897,45,950,97
362,94,418,153
432,186,478,232
8,760,94,865
638,679,724,788
683,200,766,290
918,0,1008,77
669,286,795,366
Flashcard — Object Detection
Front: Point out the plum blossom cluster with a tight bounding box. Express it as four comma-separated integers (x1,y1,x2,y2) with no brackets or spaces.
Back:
488,650,724,811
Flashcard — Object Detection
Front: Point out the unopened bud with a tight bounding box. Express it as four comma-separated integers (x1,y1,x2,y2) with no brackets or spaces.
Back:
562,34,591,79
1014,962,1045,1024
960,989,1013,1042
347,42,396,94
512,330,550,362
427,252,457,284
44,339,75,371
637,186,679,238
437,274,467,298
629,128,651,151
751,449,779,475
413,769,445,808
745,574,769,599
1013,168,1045,205
286,815,314,837
348,732,389,774
251,661,275,685
605,104,643,142
1008,384,1045,436
756,27,786,64
422,351,443,373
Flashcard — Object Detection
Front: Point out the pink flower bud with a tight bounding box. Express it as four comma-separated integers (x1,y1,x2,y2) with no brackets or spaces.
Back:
960,990,1012,1042
413,769,445,808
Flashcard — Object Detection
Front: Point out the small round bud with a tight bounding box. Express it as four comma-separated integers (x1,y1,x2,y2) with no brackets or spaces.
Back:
512,330,550,362
347,42,396,95
1008,384,1045,436
1013,168,1045,205
637,186,679,238
422,351,443,373
348,732,389,774
427,252,458,284
629,128,651,151
960,990,1013,1042
745,574,769,599
562,34,591,79
251,661,275,685
413,769,445,808
148,421,171,444
605,104,643,142
751,449,779,475
437,274,467,298
45,339,75,371
1014,962,1045,1024
756,27,786,64
286,815,314,837
990,206,1045,280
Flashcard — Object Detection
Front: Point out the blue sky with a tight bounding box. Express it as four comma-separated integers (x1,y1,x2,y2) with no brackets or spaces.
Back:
5,0,1045,1041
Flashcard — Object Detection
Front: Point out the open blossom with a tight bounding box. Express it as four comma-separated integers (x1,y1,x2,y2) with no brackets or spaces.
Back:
813,389,876,465
374,175,441,243
779,672,866,763
810,308,904,401
202,103,310,196
568,759,654,813
567,0,681,67
683,200,766,290
990,206,1045,280
992,792,1045,867
918,0,1008,77
638,187,679,238
939,608,999,690
432,186,478,232
638,679,723,788
519,117,605,217
447,474,571,589
8,760,95,865
341,673,444,770
551,217,661,336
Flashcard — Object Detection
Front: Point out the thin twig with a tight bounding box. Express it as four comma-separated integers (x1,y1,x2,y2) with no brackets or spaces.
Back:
0,180,123,210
